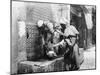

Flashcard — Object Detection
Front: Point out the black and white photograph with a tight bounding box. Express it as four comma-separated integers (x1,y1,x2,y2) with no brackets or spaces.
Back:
11,0,96,74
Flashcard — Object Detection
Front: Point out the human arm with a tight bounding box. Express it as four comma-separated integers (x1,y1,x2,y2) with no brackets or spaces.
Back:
53,40,65,47
65,37,76,46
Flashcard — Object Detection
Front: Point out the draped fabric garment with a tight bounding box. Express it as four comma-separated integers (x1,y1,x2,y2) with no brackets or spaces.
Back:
70,5,82,17
64,25,79,37
46,22,54,33
83,6,93,29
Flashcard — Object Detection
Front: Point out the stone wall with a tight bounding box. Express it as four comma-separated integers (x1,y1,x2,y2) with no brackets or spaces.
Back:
18,57,65,74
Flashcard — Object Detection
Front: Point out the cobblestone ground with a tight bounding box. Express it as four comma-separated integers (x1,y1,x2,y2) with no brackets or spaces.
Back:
80,46,96,70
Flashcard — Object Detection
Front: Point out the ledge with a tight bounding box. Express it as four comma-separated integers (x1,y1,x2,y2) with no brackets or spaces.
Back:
18,57,65,74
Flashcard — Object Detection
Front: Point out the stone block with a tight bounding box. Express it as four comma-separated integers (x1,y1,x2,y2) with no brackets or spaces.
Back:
18,57,64,74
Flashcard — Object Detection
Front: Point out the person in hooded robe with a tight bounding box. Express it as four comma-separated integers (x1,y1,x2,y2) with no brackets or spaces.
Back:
53,17,80,70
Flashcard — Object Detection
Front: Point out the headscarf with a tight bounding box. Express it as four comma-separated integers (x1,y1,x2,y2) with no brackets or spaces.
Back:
64,25,79,37
37,20,44,27
46,22,54,33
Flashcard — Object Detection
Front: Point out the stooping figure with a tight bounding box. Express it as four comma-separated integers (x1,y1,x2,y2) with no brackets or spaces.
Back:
53,17,81,70
37,20,57,59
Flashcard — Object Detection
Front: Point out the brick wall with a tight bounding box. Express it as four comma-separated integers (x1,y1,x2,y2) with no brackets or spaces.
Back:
26,3,53,23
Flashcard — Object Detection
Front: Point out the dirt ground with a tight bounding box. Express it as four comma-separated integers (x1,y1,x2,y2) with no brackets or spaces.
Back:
80,46,96,70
